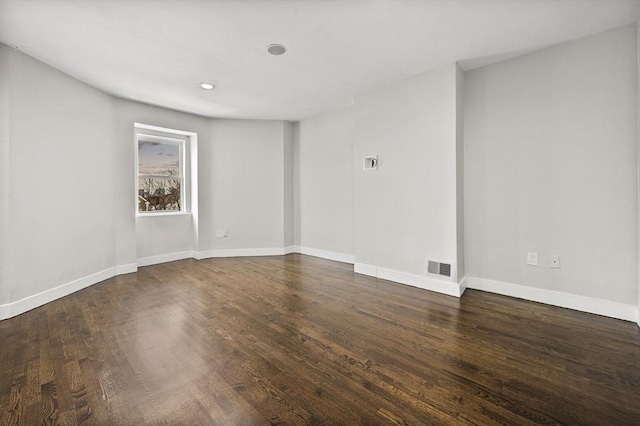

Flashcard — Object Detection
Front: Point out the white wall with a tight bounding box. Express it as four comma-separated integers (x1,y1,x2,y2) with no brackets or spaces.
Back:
293,65,464,292
464,25,638,305
283,121,294,249
353,64,460,281
455,65,465,283
295,106,354,257
292,123,301,247
0,45,11,307
202,119,286,252
0,44,116,304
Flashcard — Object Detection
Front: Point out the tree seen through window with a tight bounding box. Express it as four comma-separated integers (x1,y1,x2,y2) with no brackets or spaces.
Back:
137,138,184,213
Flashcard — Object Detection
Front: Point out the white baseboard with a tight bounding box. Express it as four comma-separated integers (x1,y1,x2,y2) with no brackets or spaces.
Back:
354,263,465,297
134,246,326,265
0,267,117,320
459,277,468,294
354,263,377,276
137,251,194,267
195,247,288,260
5,248,635,328
0,303,11,320
0,245,261,320
465,276,637,323
295,246,354,264
115,263,138,275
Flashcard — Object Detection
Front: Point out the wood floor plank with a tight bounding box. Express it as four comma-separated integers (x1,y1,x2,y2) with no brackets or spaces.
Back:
1,254,639,425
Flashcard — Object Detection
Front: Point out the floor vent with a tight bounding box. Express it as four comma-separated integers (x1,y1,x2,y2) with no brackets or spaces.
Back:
428,261,451,277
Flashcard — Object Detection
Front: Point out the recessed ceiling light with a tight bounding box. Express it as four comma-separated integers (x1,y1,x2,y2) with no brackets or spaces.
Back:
267,44,287,56
200,82,215,90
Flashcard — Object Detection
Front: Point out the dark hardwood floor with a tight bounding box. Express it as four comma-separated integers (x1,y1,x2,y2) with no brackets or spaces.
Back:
0,254,639,425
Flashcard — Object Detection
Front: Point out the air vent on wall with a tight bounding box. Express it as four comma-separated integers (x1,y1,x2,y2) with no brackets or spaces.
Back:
427,260,451,277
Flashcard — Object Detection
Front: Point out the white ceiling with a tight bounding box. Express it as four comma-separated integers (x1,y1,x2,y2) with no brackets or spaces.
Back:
1,0,638,120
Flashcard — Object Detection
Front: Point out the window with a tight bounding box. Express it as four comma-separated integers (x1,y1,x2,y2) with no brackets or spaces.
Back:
136,134,185,213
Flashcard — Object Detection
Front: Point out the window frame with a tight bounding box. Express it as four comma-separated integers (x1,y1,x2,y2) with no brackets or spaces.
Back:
135,133,187,216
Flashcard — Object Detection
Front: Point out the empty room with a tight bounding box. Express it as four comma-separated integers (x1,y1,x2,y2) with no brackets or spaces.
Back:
0,0,639,424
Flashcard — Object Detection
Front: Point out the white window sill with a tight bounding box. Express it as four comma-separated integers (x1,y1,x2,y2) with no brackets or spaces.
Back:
136,212,192,217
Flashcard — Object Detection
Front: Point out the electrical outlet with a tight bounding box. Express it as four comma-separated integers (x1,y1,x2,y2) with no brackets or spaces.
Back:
549,256,560,269
223,229,229,237
216,229,224,238
527,252,538,266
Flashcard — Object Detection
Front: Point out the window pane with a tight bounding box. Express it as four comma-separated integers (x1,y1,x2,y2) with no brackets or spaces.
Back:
138,177,181,212
138,140,180,176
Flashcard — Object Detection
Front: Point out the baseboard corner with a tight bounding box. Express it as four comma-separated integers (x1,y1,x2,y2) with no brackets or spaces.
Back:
458,277,468,296
115,263,138,275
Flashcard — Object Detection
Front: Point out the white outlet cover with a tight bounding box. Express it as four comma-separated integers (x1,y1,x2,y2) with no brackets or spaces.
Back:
549,255,560,268
527,252,538,266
